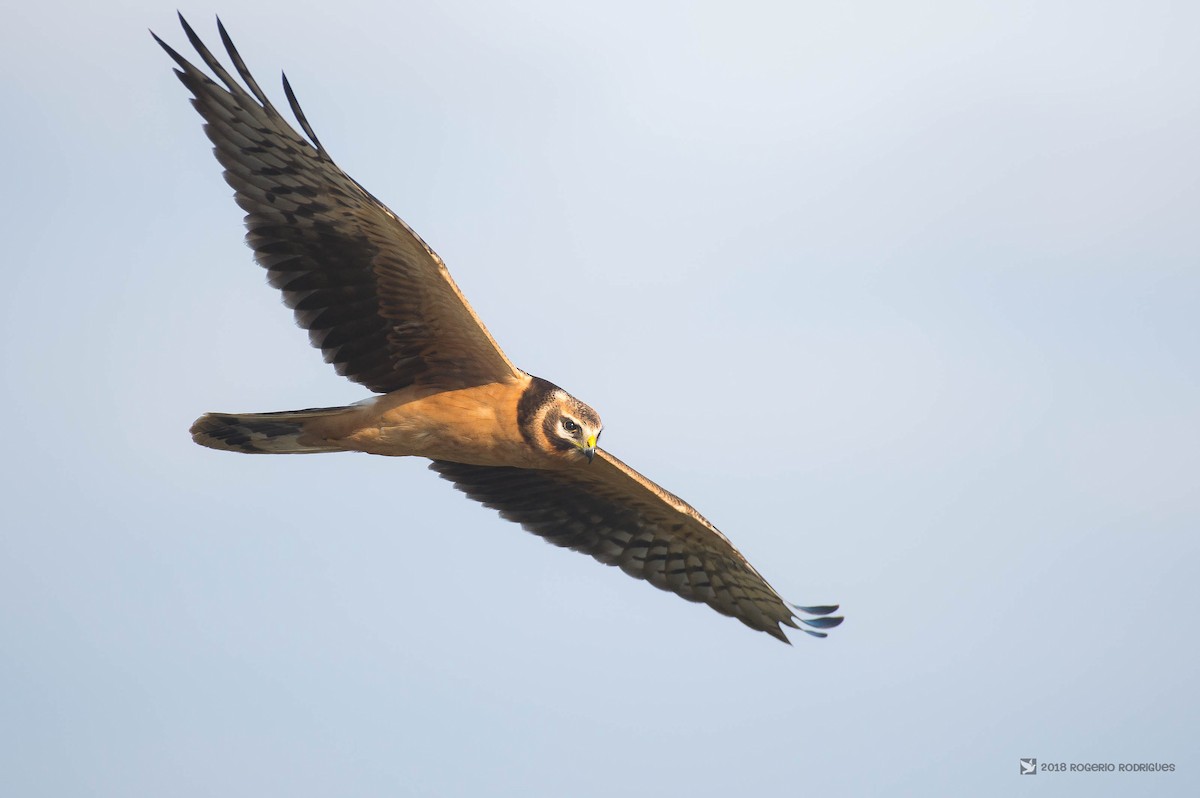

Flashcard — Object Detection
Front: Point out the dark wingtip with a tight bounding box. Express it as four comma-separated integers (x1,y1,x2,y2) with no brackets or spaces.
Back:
800,616,844,630
150,26,187,68
177,10,201,47
767,626,794,645
215,16,237,58
787,603,844,640
282,71,327,155
215,14,279,116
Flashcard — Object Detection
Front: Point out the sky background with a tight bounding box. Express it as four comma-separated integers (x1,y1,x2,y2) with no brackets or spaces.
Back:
2,1,1197,795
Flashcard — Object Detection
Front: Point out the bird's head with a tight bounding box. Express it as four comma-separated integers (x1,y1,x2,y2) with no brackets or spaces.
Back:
519,377,603,463
547,397,603,463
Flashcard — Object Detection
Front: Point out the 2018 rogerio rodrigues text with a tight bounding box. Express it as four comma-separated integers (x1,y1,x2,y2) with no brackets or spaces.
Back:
1022,759,1176,775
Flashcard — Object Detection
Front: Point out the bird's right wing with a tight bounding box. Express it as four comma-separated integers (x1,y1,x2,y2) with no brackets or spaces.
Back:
430,450,843,643
155,15,522,393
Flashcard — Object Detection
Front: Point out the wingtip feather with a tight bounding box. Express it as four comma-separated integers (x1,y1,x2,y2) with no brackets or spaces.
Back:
766,625,793,645
217,15,280,116
793,603,840,616
282,71,327,155
800,616,844,630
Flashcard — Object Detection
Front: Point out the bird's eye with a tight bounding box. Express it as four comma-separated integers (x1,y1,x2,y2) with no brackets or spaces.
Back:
561,418,580,434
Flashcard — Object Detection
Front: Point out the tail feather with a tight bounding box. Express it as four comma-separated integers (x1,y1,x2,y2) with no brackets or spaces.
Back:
190,406,353,453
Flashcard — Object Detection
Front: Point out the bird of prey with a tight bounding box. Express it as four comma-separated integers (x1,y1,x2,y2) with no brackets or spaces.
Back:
154,15,843,643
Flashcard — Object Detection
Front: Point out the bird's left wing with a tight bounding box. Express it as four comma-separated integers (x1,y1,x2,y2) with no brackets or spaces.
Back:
154,16,522,394
430,451,842,643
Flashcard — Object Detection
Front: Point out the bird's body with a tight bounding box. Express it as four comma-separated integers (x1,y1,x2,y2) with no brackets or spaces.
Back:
344,381,534,465
157,14,843,643
195,376,577,469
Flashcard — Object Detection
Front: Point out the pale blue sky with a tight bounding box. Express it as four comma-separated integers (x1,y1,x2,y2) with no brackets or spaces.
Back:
2,1,1197,796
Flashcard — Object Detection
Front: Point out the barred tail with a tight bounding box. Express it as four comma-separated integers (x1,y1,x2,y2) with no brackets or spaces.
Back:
190,406,353,454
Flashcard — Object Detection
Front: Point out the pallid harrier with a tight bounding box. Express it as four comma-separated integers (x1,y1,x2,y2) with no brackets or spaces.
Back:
156,15,843,643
